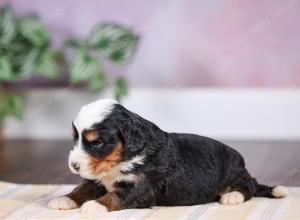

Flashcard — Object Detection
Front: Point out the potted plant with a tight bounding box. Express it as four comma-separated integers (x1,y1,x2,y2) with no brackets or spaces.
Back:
0,5,60,142
0,4,139,142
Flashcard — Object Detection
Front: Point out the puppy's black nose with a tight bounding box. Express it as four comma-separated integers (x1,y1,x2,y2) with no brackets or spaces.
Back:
71,162,80,171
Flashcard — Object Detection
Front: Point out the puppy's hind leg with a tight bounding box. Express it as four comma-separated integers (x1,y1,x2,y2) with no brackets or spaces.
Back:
219,169,256,205
219,191,245,205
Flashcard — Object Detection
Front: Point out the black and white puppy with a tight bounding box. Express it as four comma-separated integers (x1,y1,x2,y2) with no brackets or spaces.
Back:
48,99,288,212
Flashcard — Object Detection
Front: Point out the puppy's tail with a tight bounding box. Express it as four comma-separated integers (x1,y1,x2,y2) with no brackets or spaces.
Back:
254,183,289,198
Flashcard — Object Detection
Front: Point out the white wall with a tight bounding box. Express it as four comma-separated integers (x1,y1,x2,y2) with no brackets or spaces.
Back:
4,88,300,140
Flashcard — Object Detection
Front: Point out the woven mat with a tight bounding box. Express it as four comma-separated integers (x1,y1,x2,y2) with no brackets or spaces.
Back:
0,181,299,220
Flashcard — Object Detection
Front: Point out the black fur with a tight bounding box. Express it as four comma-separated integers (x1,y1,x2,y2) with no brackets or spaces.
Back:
71,103,280,209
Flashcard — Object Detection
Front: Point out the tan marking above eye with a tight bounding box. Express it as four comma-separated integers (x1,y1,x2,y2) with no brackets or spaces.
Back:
84,130,100,142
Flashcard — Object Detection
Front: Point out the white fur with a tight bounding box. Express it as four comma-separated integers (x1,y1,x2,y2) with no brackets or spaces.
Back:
74,99,117,132
272,185,289,198
80,200,107,213
219,191,245,205
47,196,78,210
118,155,145,172
68,147,96,179
96,155,145,191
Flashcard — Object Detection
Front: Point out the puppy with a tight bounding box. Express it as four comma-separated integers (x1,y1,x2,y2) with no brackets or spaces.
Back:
48,99,288,212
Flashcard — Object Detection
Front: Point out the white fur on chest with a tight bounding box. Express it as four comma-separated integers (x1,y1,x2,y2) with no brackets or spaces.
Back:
96,155,144,192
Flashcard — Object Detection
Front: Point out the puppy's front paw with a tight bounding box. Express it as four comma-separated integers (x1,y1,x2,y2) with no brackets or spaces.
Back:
220,191,245,205
80,200,107,213
48,196,78,210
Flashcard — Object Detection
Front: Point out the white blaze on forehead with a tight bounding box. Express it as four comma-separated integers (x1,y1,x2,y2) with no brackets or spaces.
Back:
74,99,118,131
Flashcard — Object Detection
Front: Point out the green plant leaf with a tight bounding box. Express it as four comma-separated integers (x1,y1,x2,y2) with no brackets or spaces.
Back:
0,5,16,46
5,94,24,120
89,23,138,65
12,48,39,80
115,76,128,101
70,50,100,85
0,56,13,81
19,17,49,46
35,50,59,79
89,67,107,93
0,88,7,126
0,113,5,127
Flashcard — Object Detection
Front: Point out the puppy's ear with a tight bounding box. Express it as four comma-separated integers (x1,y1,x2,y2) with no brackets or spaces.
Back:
124,126,147,156
114,106,148,157
118,120,148,157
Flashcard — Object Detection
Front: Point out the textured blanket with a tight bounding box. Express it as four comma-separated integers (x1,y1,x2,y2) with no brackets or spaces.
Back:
0,181,299,220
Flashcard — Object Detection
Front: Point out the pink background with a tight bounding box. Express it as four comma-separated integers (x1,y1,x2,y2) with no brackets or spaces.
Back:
4,0,300,87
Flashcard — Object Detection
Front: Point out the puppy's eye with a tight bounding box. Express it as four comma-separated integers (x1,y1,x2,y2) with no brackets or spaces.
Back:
94,140,104,147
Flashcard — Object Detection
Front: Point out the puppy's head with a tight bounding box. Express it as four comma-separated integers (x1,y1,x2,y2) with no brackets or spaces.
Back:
68,99,147,180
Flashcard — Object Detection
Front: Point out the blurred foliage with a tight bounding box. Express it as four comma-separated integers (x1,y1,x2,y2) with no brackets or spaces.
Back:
0,5,59,82
0,4,139,128
115,76,128,102
0,86,24,127
65,23,138,101
0,4,59,127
